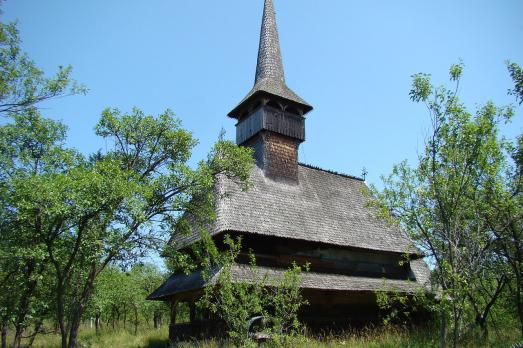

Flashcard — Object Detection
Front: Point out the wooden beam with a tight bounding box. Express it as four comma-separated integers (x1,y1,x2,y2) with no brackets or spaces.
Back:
168,297,178,345
189,302,196,324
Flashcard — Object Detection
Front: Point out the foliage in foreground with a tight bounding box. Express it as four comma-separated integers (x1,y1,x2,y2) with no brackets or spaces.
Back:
172,234,310,345
15,325,522,348
0,14,255,348
372,61,522,347
1,104,253,348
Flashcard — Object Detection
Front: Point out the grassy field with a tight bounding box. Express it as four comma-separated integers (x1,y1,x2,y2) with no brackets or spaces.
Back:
12,326,169,348
15,325,522,348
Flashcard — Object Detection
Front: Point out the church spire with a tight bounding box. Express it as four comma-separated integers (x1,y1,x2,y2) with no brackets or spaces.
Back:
255,0,285,85
228,0,312,182
228,0,312,119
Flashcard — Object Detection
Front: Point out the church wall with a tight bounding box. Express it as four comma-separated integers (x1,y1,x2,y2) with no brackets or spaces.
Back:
301,289,381,325
225,233,415,280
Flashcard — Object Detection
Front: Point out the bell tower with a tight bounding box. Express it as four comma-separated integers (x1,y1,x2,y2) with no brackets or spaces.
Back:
228,0,313,182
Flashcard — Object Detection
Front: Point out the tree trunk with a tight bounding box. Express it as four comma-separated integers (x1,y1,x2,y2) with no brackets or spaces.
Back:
66,265,97,348
67,314,80,348
111,307,117,330
439,311,447,348
169,299,178,345
452,305,459,348
1,323,7,348
13,259,41,348
56,281,68,348
516,272,523,339
13,326,23,348
155,311,163,329
133,305,138,336
28,320,43,347
95,312,101,333
115,308,121,329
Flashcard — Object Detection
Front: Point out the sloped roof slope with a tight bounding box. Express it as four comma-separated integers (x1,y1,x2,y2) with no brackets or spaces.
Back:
171,164,417,255
148,259,431,301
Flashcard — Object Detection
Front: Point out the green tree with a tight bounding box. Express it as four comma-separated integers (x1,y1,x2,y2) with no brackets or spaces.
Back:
88,264,168,335
197,235,265,344
88,266,127,332
133,264,169,330
196,235,309,345
477,62,523,338
30,107,253,348
0,20,86,116
0,14,84,347
267,262,309,337
0,110,81,348
1,109,252,348
0,12,253,348
373,62,518,347
507,61,523,105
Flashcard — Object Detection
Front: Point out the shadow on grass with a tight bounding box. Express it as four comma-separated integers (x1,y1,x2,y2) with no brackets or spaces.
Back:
145,337,170,348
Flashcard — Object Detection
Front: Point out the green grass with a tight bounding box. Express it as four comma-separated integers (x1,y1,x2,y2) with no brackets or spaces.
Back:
176,326,521,348
13,325,522,348
12,326,169,348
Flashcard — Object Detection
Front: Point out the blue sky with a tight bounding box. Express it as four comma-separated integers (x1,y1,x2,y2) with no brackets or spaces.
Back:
4,0,523,188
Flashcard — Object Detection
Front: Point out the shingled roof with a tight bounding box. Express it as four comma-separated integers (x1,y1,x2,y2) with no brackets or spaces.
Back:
148,259,431,301
228,0,312,118
171,164,419,255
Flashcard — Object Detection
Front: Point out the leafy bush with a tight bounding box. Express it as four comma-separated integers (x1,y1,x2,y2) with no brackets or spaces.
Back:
196,235,309,345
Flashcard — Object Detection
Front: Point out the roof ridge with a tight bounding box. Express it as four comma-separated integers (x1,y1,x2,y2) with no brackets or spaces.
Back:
298,162,364,181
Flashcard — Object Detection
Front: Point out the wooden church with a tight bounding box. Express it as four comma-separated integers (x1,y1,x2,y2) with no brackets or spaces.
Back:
149,0,430,342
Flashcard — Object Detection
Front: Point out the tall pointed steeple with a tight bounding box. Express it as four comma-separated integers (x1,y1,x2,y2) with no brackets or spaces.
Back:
228,0,312,119
228,0,312,182
255,0,285,85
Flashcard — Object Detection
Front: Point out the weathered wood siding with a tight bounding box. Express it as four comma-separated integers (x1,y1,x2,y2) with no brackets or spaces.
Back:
222,233,415,281
236,105,305,145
